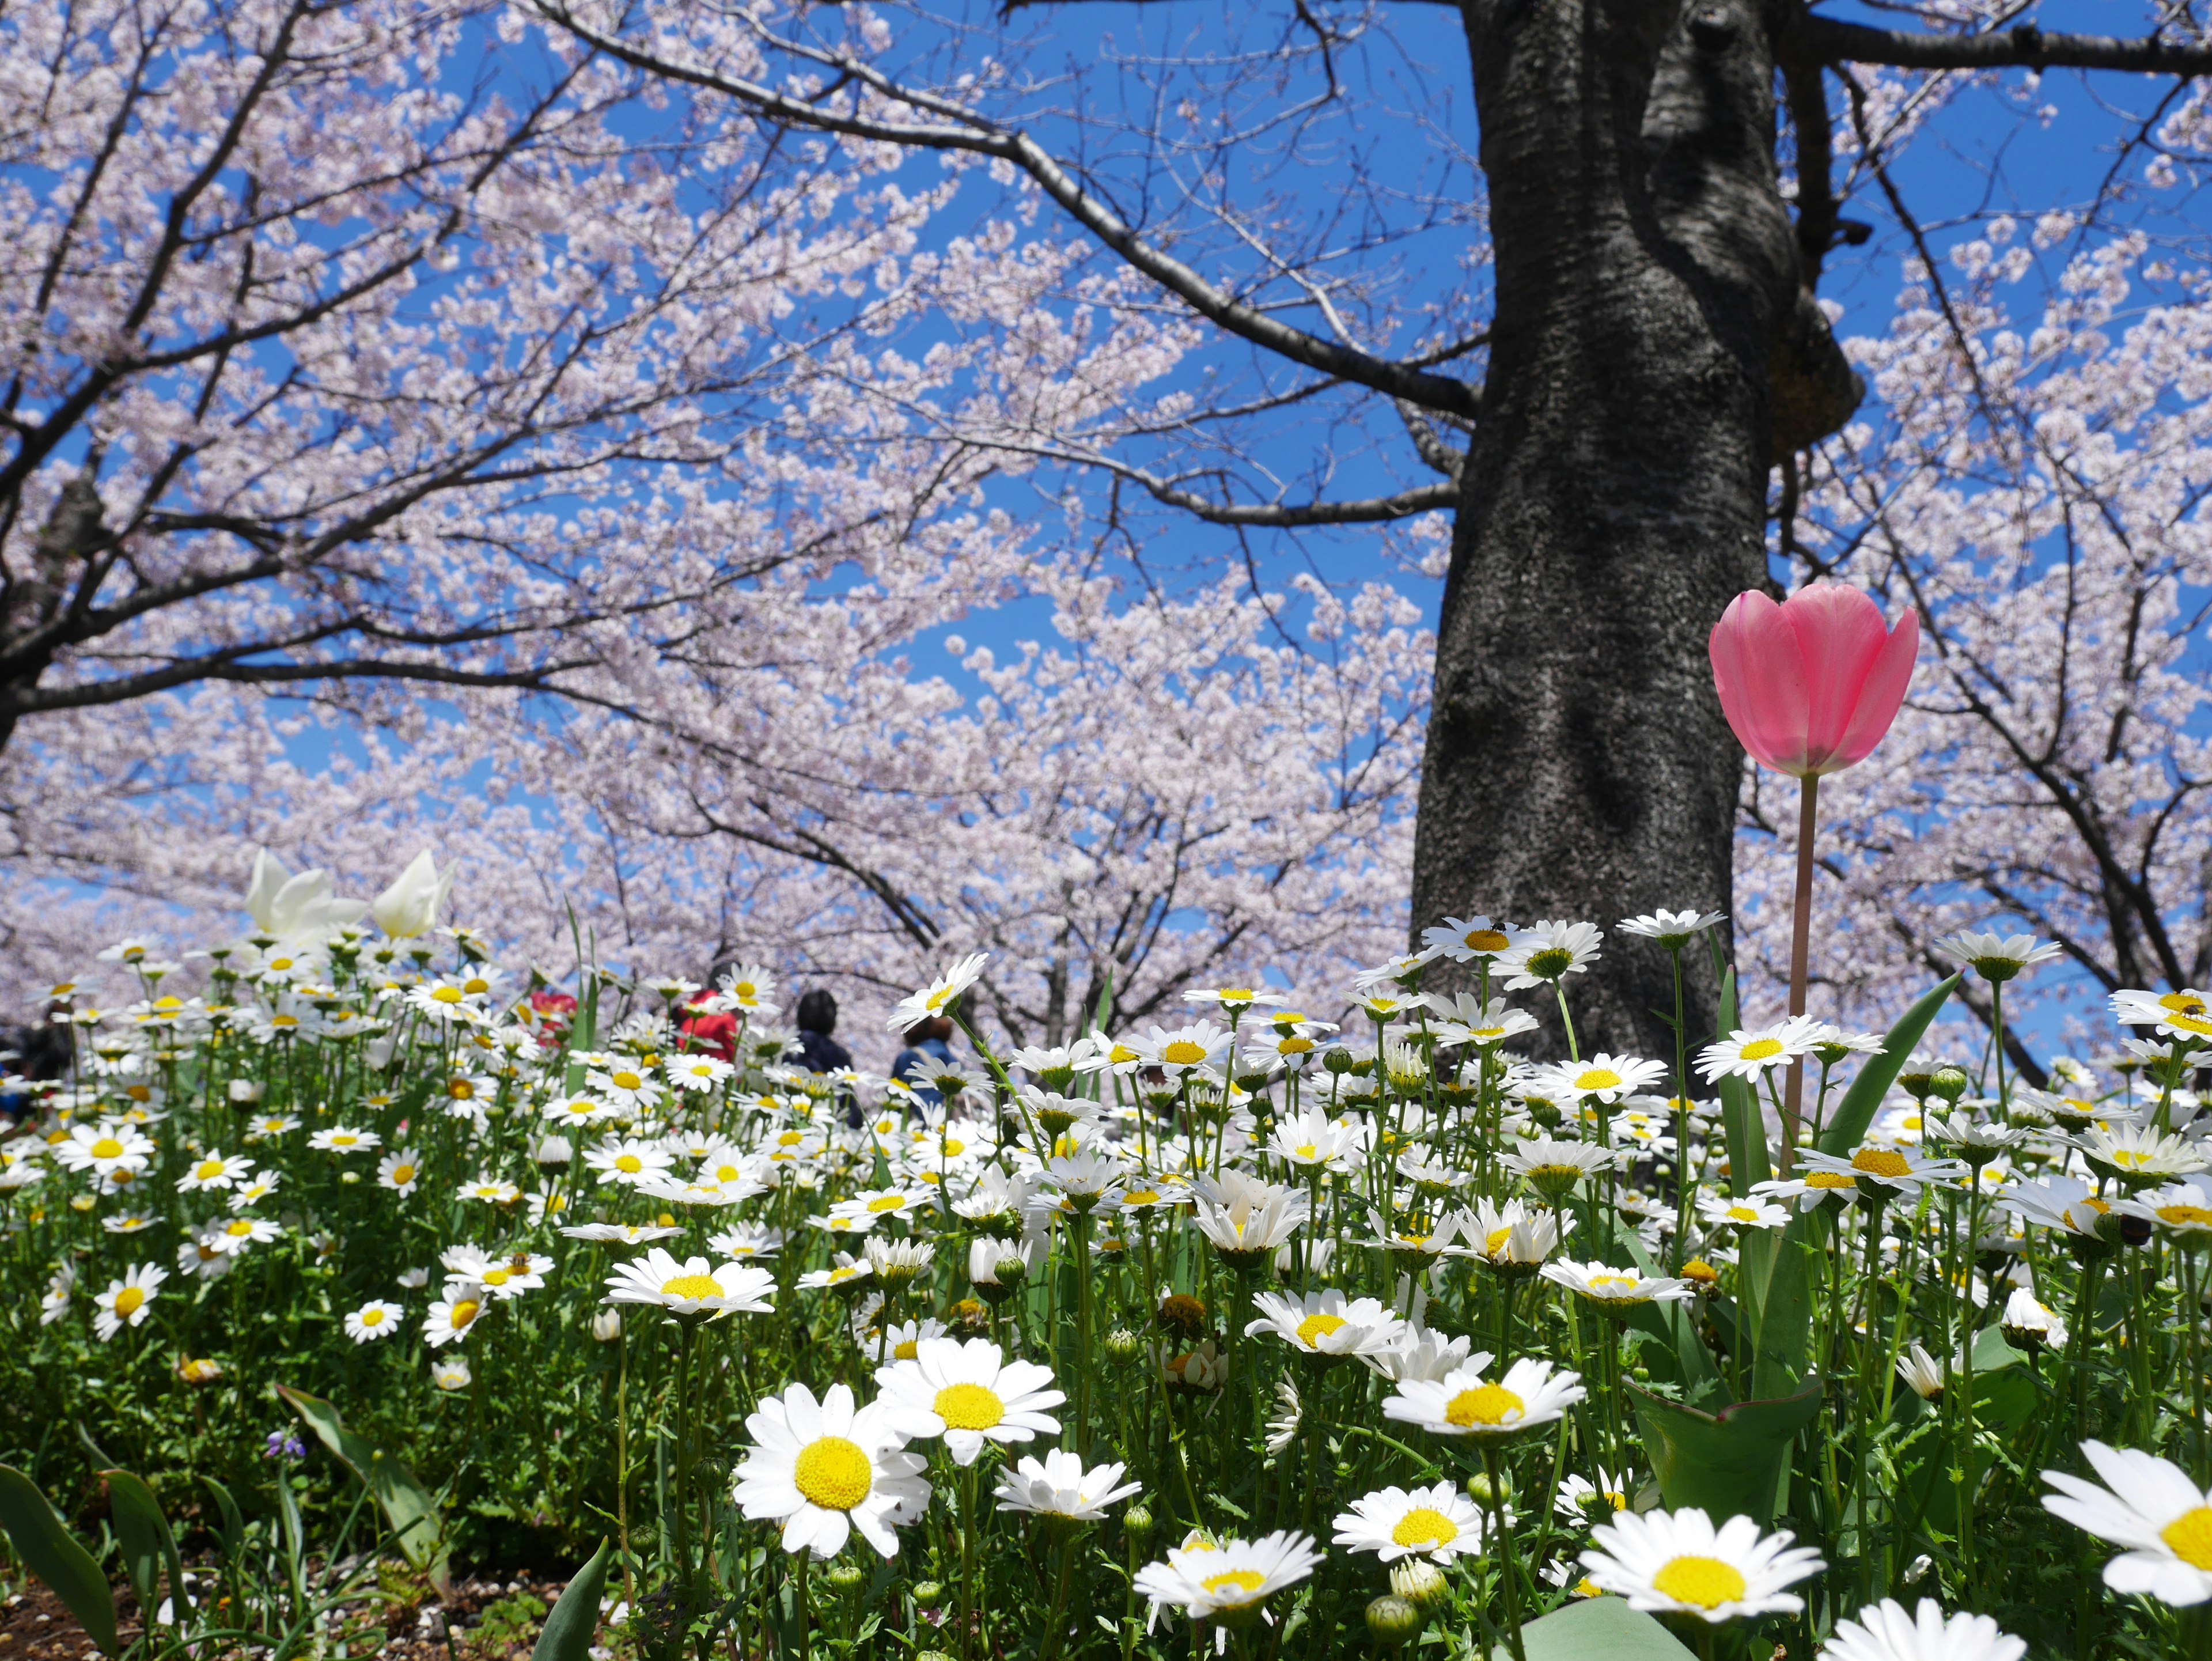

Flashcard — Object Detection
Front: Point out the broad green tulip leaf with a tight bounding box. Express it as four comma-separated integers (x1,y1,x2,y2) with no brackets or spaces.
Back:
204,1477,244,1560
278,1385,450,1594
1618,1232,1724,1403
1713,971,1770,1196
1817,975,1959,1156
1501,1594,1696,1660
1628,1376,1823,1525
101,1471,185,1625
0,1465,119,1655
531,1539,612,1661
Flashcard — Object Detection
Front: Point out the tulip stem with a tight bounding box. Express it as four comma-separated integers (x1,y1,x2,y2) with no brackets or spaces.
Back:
1781,771,1819,1173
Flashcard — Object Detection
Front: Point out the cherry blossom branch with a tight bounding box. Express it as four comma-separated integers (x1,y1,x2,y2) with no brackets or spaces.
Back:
531,2,1480,417
1806,15,2212,74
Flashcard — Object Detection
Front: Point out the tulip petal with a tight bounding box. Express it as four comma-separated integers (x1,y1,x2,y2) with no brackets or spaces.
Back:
1709,591,1812,774
1829,604,1917,772
1783,584,1890,773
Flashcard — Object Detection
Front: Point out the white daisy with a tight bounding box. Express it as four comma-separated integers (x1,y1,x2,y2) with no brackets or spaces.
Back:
1617,910,1727,948
1421,915,1514,963
1533,1054,1668,1104
92,1263,167,1341
1820,1598,2025,1661
560,1221,684,1245
1245,1289,1406,1361
376,1148,423,1195
887,952,990,1035
176,1151,253,1193
306,1126,380,1155
603,1248,777,1319
1697,1020,1821,1083
993,1450,1142,1522
584,1137,675,1188
1333,1481,1487,1563
1134,1530,1322,1627
1935,930,2063,985
1384,1356,1586,1438
346,1300,406,1343
206,1214,282,1255
730,1381,931,1560
1495,920,1604,989
2043,1440,2212,1605
423,1286,488,1347
874,1337,1064,1466
1580,1507,1824,1624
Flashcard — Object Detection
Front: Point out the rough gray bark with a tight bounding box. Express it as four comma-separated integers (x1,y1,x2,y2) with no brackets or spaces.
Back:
1412,0,1861,1056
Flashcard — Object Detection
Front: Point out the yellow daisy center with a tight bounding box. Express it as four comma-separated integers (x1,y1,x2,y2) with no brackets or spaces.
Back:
1163,1041,1206,1066
612,1071,642,1090
1445,1383,1524,1427
195,1160,225,1180
1651,1555,1746,1610
1296,1313,1349,1348
867,1195,907,1213
661,1273,723,1301
2162,1507,2212,1569
2171,1015,2212,1036
432,986,464,1004
893,1340,919,1360
449,1299,481,1329
224,1220,254,1238
1465,929,1508,952
1390,1508,1459,1550
1805,1171,1857,1189
90,1137,124,1160
1575,1069,1622,1092
934,1383,1006,1432
361,1308,386,1326
1852,1149,1912,1179
113,1287,145,1318
1200,1569,1266,1603
616,1154,643,1173
482,1267,512,1287
449,1080,475,1099
2161,1206,2212,1228
391,1164,416,1185
793,1436,873,1511
1740,1038,1785,1061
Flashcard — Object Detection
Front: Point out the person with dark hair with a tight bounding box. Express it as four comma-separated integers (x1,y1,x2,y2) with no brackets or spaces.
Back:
794,989,852,1076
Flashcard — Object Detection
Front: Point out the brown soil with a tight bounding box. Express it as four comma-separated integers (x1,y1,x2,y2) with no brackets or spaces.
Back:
0,1572,585,1661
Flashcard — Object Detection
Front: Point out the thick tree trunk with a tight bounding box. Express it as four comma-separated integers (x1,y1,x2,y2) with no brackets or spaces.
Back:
1414,0,1859,1057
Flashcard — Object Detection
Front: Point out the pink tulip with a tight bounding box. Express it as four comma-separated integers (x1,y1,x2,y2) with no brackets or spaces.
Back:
1708,584,1918,777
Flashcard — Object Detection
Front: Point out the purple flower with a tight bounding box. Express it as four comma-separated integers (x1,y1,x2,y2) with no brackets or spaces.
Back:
263,1431,305,1461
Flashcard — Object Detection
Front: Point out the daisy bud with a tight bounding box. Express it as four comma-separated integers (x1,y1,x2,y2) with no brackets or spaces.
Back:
826,1563,868,1595
1123,1504,1155,1550
1929,1066,1970,1103
911,1583,944,1611
1389,1560,1449,1610
995,1250,1029,1287
1104,1327,1143,1365
228,1080,263,1104
592,1310,623,1342
1465,1471,1505,1505
1365,1595,1423,1647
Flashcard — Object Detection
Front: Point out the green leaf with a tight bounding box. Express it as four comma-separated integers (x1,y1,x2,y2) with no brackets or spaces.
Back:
102,1471,185,1625
277,1385,450,1594
203,1477,244,1560
1711,972,1769,1196
531,1541,612,1661
1501,1595,1696,1660
0,1465,119,1656
1817,975,1959,1156
1628,1376,1823,1526
1617,1232,1724,1404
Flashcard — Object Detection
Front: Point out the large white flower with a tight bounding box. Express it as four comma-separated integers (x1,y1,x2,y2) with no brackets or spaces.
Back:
1580,1507,1824,1624
1192,1170,1310,1257
994,1450,1142,1523
2042,1440,2212,1606
1495,920,1604,989
887,952,990,1034
1384,1355,1585,1438
1333,1481,1487,1564
1245,1289,1406,1360
1134,1530,1322,1626
603,1249,777,1319
1541,1259,1692,1306
874,1337,1064,1466
54,1122,154,1178
1531,1053,1668,1104
346,1300,406,1344
92,1263,166,1341
176,1151,252,1193
731,1382,931,1559
1821,1598,2026,1661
